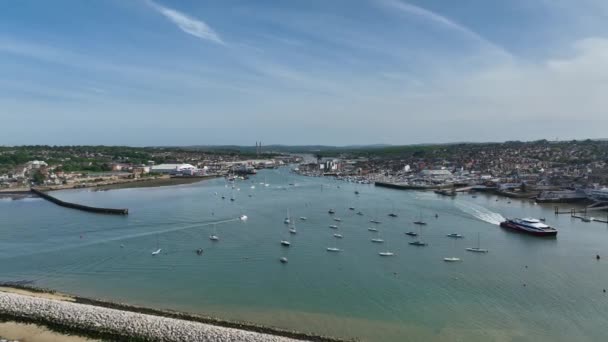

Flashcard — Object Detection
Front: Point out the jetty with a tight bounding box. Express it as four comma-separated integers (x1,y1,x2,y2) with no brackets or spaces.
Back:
31,188,128,215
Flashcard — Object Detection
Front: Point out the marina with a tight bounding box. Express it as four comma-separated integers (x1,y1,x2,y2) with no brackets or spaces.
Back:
2,168,608,341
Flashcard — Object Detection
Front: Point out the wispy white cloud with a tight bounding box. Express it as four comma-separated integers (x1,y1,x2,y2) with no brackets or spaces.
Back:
148,1,224,45
375,0,511,59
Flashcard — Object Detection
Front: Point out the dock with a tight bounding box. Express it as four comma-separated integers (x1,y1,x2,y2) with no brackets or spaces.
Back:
31,188,128,215
554,206,608,223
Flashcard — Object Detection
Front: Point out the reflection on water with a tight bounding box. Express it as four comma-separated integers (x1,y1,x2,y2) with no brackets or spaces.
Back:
1,168,607,342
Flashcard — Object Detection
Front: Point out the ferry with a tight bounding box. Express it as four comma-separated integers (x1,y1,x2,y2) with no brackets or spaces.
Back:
500,218,558,236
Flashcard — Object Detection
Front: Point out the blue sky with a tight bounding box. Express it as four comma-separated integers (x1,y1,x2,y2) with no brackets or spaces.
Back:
2,0,608,146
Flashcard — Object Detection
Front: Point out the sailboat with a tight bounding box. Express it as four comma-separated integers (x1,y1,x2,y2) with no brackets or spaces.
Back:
368,227,378,232
333,217,342,222
409,226,427,246
444,234,461,261
356,211,364,216
280,219,291,246
280,256,288,263
333,233,343,238
284,209,291,224
466,233,488,253
289,217,297,234
327,229,342,252
446,233,464,238
413,211,427,225
379,251,394,256
329,224,338,229
299,216,307,221
370,209,381,224
152,235,161,255
209,224,219,241
388,204,398,217
371,238,384,243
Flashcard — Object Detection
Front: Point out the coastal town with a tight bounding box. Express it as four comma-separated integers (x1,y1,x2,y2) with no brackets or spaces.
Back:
2,140,608,206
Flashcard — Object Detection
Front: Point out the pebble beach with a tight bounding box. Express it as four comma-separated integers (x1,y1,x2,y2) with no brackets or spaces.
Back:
0,291,307,342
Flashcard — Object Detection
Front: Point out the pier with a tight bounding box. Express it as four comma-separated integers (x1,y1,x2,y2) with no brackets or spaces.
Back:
554,206,608,223
31,188,128,215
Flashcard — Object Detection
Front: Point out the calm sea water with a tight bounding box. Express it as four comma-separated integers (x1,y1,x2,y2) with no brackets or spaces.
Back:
1,168,608,341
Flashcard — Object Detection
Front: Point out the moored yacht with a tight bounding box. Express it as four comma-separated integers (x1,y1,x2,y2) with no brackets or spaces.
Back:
500,218,558,236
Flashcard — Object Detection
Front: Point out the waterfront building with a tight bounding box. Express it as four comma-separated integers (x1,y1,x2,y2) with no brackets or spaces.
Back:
151,163,197,174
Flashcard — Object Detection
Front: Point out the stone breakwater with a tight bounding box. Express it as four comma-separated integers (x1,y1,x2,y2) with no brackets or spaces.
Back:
0,292,306,342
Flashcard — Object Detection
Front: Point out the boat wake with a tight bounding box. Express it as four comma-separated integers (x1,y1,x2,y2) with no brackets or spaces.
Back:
455,201,505,225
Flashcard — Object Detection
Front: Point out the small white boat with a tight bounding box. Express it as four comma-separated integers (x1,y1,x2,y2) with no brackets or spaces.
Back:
250,185,255,189
378,252,394,256
210,224,219,241
333,218,342,222
289,227,297,234
368,227,378,232
370,220,381,224
443,257,461,262
240,215,248,221
280,240,291,246
356,211,364,216
333,234,343,238
284,218,290,224
280,257,288,263
299,217,307,220
329,225,338,229
371,238,384,243
151,249,162,255
326,247,341,252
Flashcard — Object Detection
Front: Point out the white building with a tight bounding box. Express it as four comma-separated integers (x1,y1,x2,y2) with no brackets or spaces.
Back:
419,169,453,180
151,163,196,174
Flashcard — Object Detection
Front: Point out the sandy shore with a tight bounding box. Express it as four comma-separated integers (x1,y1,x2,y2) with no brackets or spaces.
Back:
0,321,99,342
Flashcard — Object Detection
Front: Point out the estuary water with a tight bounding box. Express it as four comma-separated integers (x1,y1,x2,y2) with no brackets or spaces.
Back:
1,168,608,341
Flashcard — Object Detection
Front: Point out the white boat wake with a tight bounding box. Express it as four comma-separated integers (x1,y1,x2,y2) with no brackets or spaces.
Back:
455,201,505,225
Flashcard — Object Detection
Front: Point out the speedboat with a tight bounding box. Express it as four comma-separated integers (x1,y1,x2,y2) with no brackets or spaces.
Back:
329,225,338,229
151,249,162,255
240,215,248,221
409,241,427,246
378,252,394,256
280,257,288,263
447,233,464,238
209,235,219,241
405,231,418,237
280,240,291,246
499,218,558,236
371,238,384,243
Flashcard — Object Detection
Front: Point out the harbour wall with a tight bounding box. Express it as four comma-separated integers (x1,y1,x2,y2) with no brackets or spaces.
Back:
30,188,128,215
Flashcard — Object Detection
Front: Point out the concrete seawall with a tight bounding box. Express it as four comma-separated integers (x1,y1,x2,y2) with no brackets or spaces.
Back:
31,188,128,215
